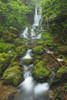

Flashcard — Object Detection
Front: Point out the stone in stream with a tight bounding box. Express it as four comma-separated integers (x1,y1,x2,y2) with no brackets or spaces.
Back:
32,61,51,82
32,46,44,55
23,59,33,65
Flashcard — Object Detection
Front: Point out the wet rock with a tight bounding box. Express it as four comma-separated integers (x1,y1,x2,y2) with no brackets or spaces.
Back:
3,66,23,86
32,46,44,55
23,59,33,65
32,61,51,81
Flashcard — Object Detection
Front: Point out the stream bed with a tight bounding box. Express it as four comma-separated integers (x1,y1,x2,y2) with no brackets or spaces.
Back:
14,6,52,100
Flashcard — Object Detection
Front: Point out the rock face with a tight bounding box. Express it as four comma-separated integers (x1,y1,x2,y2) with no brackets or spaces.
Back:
32,46,44,55
3,66,23,86
32,61,51,81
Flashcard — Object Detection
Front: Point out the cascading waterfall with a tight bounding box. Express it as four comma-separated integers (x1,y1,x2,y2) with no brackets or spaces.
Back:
15,6,49,100
21,7,43,39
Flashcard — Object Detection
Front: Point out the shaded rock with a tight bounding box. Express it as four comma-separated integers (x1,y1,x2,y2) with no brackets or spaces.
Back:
3,66,23,86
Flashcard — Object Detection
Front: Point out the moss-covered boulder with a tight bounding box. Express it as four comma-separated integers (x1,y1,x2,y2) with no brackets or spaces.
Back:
3,66,23,86
0,53,14,75
15,45,27,57
23,59,33,65
32,61,50,81
11,62,22,67
32,46,44,55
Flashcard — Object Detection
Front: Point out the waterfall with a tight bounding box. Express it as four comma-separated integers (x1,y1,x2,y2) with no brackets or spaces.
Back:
21,7,43,40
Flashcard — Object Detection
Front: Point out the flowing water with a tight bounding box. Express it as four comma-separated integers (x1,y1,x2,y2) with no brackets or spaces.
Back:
14,7,50,100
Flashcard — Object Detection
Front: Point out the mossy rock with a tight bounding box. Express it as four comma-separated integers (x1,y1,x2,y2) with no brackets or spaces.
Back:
58,46,67,54
11,62,22,67
3,66,23,86
0,53,14,75
0,40,15,53
15,45,27,57
34,55,43,60
32,61,50,81
13,38,27,46
23,59,33,65
32,46,44,55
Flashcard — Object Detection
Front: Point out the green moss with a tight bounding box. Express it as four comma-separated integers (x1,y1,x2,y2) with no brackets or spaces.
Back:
0,40,15,53
15,45,27,57
11,62,22,67
0,53,14,74
23,59,33,65
32,61,50,79
3,66,23,86
33,46,44,55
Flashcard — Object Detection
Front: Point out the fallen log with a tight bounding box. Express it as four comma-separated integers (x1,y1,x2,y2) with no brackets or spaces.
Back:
44,45,63,67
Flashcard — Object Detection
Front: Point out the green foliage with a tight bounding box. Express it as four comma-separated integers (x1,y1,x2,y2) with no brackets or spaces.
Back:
0,0,35,31
0,40,15,53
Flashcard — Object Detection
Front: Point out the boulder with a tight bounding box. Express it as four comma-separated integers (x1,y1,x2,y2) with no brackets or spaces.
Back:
23,59,33,65
32,46,44,55
0,53,14,75
32,61,50,81
3,66,23,86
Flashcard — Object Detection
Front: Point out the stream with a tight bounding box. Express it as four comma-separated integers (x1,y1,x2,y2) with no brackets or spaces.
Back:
14,6,50,100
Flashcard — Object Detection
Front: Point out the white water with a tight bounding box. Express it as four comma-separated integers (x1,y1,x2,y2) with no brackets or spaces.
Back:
22,49,32,60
